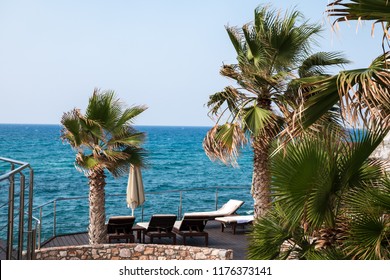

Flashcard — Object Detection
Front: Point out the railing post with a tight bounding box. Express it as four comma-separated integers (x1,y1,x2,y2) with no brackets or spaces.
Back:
141,205,144,222
26,170,34,258
26,228,36,260
179,191,183,219
6,175,15,260
38,207,43,249
32,228,36,260
215,187,219,210
53,200,57,237
17,174,25,259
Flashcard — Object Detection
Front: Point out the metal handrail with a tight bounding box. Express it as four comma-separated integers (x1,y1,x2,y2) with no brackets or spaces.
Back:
0,157,35,260
0,157,30,181
31,216,41,250
32,185,250,246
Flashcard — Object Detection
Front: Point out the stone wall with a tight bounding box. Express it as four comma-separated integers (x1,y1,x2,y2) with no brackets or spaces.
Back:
35,243,233,260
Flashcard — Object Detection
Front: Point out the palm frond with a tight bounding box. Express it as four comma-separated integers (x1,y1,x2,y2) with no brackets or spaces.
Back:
271,138,336,228
203,123,247,167
337,53,390,122
115,105,147,131
107,132,146,148
248,203,316,260
75,153,99,175
242,24,261,62
342,175,390,259
305,247,348,260
225,26,244,55
251,6,323,72
243,106,275,137
206,86,247,117
287,52,390,137
338,124,389,189
85,89,119,126
248,208,293,260
327,0,390,52
344,214,389,259
61,109,82,147
298,52,350,78
77,114,104,143
102,147,147,177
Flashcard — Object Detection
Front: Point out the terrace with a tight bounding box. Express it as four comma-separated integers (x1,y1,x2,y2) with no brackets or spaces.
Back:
39,220,251,260
0,156,252,260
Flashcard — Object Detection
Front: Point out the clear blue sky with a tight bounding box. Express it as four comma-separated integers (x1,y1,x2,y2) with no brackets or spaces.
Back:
0,0,383,126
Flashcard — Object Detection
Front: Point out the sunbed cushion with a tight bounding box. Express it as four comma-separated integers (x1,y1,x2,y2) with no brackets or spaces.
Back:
136,222,149,229
184,199,244,218
215,215,254,224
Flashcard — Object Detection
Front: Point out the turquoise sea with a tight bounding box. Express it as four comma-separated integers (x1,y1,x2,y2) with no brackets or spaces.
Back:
0,124,253,242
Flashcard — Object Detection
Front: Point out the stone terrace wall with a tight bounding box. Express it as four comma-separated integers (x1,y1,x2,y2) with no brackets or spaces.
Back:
35,243,233,260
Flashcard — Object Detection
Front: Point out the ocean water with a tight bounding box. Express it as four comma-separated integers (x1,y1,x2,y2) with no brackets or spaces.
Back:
0,124,254,241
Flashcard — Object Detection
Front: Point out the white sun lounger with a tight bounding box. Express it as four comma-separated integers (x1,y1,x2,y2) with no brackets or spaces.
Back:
184,199,244,220
215,215,254,234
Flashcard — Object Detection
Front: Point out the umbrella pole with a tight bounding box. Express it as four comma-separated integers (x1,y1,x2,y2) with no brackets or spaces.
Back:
131,208,134,217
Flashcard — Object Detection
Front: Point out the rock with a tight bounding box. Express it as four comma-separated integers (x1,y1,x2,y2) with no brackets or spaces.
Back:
195,252,206,260
134,244,145,252
144,247,154,255
119,248,131,258
165,249,175,255
59,251,67,257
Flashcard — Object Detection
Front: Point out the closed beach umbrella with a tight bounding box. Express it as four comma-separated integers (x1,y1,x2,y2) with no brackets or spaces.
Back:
127,164,145,216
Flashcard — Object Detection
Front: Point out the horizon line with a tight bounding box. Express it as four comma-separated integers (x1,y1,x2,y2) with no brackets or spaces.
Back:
0,123,213,128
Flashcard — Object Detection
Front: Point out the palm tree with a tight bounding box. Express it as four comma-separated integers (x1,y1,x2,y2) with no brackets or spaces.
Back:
61,89,147,244
286,0,390,138
203,5,348,218
248,126,390,259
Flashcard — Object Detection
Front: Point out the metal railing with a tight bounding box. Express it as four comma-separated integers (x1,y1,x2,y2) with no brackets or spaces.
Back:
32,186,251,246
0,157,35,260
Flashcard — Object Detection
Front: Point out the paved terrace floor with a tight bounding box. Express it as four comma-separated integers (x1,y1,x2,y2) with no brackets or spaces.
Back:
40,220,251,260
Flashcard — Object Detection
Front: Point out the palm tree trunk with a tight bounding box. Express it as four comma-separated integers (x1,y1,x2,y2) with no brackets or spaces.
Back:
251,135,271,219
251,96,273,219
88,168,106,244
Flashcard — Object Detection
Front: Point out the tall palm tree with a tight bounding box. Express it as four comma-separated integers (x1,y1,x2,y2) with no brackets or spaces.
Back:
61,89,147,244
286,0,390,138
248,125,390,259
203,5,348,218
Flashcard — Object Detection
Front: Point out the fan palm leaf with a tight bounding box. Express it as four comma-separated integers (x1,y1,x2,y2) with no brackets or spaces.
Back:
248,205,299,260
338,125,389,189
203,123,247,167
272,126,388,228
252,127,389,259
271,137,337,229
327,0,390,21
343,178,390,259
284,1,390,141
206,86,247,117
298,52,350,78
327,0,390,43
291,52,390,134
